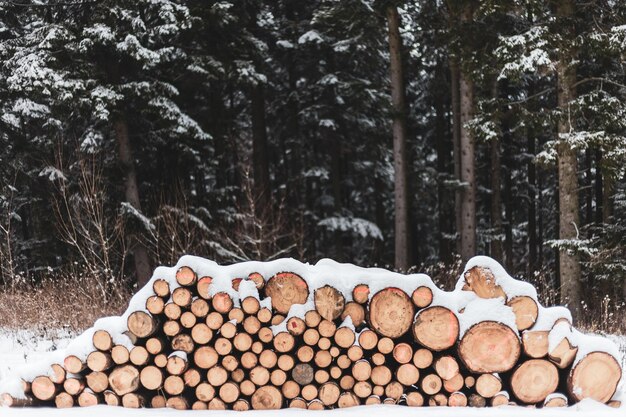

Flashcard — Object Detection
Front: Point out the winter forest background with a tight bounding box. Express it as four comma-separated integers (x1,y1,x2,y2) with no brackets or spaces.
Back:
0,0,625,331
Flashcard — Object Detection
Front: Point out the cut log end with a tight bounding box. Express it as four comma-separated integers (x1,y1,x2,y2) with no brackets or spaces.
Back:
412,306,459,351
368,287,415,338
511,359,558,404
265,272,309,314
458,321,521,373
315,285,345,321
567,352,622,404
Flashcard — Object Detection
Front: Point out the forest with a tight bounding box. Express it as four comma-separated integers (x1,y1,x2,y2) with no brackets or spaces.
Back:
0,0,625,327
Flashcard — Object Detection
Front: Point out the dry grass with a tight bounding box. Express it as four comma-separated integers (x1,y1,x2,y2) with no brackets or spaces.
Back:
0,276,130,332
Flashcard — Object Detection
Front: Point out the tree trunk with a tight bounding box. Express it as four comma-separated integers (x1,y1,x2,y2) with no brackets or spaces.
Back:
436,59,453,263
528,135,537,275
490,82,503,262
459,5,476,262
251,83,271,215
114,118,152,288
450,58,462,255
387,5,411,271
556,0,581,320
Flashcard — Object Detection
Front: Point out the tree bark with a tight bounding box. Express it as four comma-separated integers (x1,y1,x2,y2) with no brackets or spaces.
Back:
459,4,476,262
387,5,411,271
490,82,503,262
251,83,271,215
450,58,462,255
556,0,581,320
114,118,152,288
528,135,537,275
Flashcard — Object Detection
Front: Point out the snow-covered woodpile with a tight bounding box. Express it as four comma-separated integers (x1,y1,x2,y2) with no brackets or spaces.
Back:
0,256,622,410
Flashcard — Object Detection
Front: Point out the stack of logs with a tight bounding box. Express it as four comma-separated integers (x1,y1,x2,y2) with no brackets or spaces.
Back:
1,260,622,410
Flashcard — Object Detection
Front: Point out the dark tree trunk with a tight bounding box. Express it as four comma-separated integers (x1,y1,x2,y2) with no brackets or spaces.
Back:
450,58,462,256
114,118,152,288
387,5,412,271
528,135,537,276
595,149,603,224
251,83,271,215
490,82,503,262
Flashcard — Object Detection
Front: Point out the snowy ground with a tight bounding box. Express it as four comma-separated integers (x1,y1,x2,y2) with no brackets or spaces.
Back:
0,328,624,416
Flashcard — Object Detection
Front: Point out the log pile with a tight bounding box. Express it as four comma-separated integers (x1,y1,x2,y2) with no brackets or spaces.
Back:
1,255,622,410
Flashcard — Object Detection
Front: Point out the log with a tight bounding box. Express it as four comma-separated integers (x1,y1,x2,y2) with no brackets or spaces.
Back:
167,396,189,410
64,355,85,374
127,311,158,338
292,363,314,385
368,288,414,338
289,398,307,408
358,329,378,350
462,266,506,299
338,392,360,408
337,354,351,369
31,376,57,401
234,332,253,352
458,321,520,373
248,272,265,289
353,284,370,304
476,373,502,398
405,391,424,406
491,392,509,407
166,353,188,375
549,335,578,369
315,285,345,321
176,266,197,286
163,320,181,337
421,374,442,395
206,312,224,330
468,393,486,407
428,393,447,406
354,381,373,398
151,395,167,408
251,386,283,410
129,346,150,366
243,316,261,335
412,306,459,351
377,336,394,354
146,337,165,355
271,369,288,386
242,297,260,315
352,359,372,381
287,317,306,336
396,363,420,386
207,366,228,386
140,366,163,390
77,390,100,407
63,377,85,396
301,384,318,401
111,345,130,365
169,333,195,352
448,391,467,407
365,395,381,405
92,330,113,351
250,366,270,386
180,311,197,328
196,382,216,401
146,295,165,315
215,337,233,356
122,393,144,408
507,296,538,331
274,332,295,353
108,365,140,396
385,381,404,400
371,366,392,386
413,348,433,369
318,319,337,338
265,272,309,314
282,380,301,399
50,363,66,384
164,375,185,395
154,353,167,368
372,352,385,366
434,356,459,381
510,359,559,404
308,399,325,410
233,399,250,411
341,302,365,326
86,371,108,393
314,350,332,368
258,327,273,343
219,382,240,403
393,342,413,364
443,373,463,393
87,351,112,372
334,327,356,348
318,382,340,406
223,354,240,371
412,286,433,308
258,307,273,323
544,393,568,407
228,307,244,323
191,298,210,318
315,370,330,384
103,390,120,406
197,276,213,299
567,352,621,403
212,292,233,314
297,345,314,363
164,303,182,320
152,279,170,297
522,330,549,358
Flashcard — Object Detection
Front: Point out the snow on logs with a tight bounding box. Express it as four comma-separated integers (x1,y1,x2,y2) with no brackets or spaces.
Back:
0,255,622,410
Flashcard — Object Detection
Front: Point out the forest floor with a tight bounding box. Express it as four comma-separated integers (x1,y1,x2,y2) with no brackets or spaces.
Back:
0,327,624,415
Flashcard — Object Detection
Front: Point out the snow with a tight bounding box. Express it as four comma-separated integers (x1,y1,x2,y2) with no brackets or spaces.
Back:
457,256,538,300
38,166,66,182
458,298,518,337
532,305,573,331
298,30,323,45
